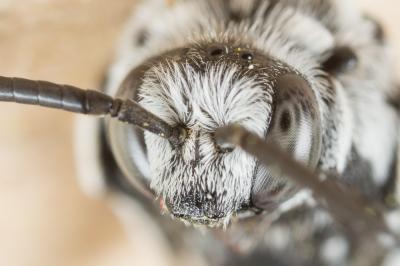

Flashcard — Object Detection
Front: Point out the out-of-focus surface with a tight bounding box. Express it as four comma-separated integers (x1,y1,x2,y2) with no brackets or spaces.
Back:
0,1,173,266
0,1,398,266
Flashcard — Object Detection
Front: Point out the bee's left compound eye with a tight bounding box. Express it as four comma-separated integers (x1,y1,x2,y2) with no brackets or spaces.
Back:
251,74,322,211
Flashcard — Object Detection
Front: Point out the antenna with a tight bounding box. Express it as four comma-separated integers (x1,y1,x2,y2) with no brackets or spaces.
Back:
0,76,186,146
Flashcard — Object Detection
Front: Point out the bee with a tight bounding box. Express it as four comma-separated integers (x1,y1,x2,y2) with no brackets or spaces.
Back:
1,0,400,265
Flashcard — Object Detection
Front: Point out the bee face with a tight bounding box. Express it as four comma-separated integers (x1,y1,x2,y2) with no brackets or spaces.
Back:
107,42,320,225
140,43,274,224
101,0,394,230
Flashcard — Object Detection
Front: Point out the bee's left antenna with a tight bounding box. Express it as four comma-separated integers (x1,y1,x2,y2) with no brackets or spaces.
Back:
0,76,186,146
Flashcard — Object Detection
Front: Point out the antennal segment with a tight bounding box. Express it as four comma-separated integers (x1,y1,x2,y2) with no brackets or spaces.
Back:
215,125,392,239
0,76,114,115
0,76,185,145
113,99,187,146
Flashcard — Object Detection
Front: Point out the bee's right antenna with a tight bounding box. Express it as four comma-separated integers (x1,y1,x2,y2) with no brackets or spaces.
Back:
0,76,186,146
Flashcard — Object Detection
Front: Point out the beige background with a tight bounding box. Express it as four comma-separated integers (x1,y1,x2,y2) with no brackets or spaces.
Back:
0,1,398,266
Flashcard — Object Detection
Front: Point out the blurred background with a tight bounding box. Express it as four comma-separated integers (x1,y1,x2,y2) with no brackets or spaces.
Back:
0,1,398,266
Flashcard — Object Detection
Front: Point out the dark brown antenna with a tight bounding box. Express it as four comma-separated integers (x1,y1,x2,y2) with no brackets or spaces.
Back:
215,125,394,240
0,76,186,146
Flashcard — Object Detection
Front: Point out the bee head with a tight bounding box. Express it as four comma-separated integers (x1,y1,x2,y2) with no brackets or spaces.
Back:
109,42,322,226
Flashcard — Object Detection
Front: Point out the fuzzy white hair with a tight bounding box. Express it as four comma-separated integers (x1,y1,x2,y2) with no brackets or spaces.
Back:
139,62,273,217
105,0,354,179
69,2,400,265
76,0,398,228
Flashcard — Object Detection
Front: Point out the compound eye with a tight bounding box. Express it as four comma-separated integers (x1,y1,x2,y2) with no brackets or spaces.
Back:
279,109,292,133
